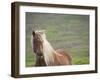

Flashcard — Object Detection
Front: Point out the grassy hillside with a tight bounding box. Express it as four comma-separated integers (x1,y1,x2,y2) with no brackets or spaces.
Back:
26,12,89,67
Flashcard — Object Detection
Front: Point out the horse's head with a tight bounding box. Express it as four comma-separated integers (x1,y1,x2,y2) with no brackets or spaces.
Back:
32,30,46,56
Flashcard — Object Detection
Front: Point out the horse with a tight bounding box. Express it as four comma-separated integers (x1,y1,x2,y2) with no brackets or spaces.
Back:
32,30,72,66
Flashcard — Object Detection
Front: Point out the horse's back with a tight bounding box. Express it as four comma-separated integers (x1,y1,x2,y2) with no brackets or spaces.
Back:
56,49,72,65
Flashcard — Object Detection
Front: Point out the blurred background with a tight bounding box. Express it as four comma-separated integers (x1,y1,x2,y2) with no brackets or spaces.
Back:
25,12,89,67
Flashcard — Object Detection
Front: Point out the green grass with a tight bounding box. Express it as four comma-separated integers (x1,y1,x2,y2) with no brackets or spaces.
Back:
26,52,35,67
25,13,89,67
72,57,89,65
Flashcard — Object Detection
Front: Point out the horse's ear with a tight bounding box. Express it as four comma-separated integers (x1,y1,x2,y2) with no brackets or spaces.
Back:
32,30,35,37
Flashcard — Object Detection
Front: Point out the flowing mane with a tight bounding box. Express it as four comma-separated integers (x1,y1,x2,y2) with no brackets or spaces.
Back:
32,30,72,66
43,38,56,65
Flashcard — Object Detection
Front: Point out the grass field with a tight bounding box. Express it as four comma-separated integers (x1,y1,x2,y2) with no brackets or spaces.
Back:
25,12,89,67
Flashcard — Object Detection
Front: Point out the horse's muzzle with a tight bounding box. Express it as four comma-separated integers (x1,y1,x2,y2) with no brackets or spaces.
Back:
34,48,43,56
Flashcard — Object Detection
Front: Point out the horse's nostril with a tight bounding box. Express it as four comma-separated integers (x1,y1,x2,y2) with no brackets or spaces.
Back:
37,52,42,56
39,54,43,56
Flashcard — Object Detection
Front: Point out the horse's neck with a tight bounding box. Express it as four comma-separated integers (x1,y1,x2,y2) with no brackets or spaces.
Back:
43,39,56,65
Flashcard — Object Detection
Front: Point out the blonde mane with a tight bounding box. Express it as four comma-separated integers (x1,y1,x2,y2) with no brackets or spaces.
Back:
43,38,56,65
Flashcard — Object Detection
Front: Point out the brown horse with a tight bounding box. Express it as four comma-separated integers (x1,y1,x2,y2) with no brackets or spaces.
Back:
32,30,72,66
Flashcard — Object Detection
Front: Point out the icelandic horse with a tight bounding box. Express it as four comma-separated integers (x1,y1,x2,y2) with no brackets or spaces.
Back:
32,30,72,66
